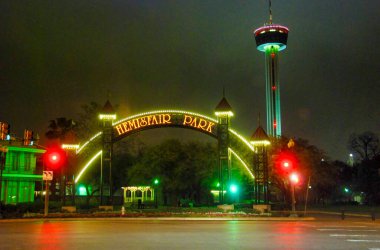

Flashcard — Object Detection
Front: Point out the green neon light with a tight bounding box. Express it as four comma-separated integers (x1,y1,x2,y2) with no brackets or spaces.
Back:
229,148,255,180
76,132,102,154
263,44,280,51
3,174,43,179
75,150,102,183
257,43,286,52
6,146,45,154
229,129,254,151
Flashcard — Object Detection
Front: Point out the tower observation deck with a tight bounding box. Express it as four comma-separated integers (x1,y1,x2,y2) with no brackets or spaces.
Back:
254,3,289,137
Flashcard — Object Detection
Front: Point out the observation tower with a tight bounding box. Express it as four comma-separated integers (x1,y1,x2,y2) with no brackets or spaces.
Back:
254,1,289,137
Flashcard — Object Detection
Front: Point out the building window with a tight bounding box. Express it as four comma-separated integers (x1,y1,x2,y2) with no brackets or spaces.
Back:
24,153,32,171
12,155,19,171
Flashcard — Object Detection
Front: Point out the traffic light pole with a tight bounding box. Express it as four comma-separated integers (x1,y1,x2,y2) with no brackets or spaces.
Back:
44,179,49,216
291,182,296,215
0,167,3,217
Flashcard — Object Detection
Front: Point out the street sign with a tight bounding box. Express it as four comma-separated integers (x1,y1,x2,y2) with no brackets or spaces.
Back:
43,171,53,181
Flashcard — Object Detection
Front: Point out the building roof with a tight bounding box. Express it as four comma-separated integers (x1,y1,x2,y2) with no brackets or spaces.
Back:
62,130,79,145
101,100,115,114
215,97,233,112
250,125,270,141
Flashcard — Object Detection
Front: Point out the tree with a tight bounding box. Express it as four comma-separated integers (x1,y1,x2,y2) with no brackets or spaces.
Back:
269,137,340,206
74,101,120,141
125,139,218,206
348,131,380,161
74,102,102,141
353,155,380,204
45,117,76,144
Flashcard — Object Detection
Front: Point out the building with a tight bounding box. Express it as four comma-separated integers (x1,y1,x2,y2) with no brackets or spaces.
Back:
253,1,289,137
0,141,45,204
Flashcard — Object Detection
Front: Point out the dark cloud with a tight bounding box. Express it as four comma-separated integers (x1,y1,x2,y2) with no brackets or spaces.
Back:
0,1,379,160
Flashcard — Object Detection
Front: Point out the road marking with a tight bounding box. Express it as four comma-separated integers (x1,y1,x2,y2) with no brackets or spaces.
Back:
330,234,369,237
318,229,377,232
368,248,380,250
347,240,380,242
322,225,367,228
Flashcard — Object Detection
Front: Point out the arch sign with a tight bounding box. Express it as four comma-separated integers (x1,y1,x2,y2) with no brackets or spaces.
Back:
113,110,218,141
75,109,257,203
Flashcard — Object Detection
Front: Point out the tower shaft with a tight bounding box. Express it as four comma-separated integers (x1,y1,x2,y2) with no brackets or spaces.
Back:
265,45,281,137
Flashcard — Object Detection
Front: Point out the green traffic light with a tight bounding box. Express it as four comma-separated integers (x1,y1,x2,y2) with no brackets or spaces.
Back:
344,187,349,193
154,179,159,185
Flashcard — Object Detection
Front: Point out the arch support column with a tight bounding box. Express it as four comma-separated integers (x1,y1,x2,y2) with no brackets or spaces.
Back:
99,100,116,205
215,97,233,204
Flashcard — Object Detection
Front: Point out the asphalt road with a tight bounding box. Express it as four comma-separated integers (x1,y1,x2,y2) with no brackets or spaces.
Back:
1,218,380,250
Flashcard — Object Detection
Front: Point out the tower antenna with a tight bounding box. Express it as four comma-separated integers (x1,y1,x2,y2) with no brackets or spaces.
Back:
258,112,261,127
269,0,273,24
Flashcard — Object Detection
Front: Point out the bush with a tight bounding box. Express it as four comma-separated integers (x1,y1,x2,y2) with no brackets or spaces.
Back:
1,202,44,218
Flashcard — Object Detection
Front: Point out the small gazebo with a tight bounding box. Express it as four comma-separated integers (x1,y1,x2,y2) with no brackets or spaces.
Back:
122,186,155,203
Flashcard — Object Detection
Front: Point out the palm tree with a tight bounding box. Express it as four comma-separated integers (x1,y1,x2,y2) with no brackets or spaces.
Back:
45,117,77,143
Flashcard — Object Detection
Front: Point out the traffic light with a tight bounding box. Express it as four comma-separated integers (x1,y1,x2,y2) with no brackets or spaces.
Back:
276,151,297,173
44,147,66,169
280,159,293,170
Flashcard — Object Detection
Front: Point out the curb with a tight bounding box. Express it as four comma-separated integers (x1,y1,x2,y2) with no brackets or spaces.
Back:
0,216,316,222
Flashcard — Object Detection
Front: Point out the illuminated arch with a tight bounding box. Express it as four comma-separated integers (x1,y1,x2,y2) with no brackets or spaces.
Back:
74,110,256,183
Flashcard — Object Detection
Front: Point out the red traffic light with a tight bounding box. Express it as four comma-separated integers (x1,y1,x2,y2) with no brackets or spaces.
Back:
44,147,66,169
281,159,292,170
276,151,297,173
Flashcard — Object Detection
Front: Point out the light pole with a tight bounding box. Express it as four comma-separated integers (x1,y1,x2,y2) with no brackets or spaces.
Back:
229,184,238,204
44,177,50,216
153,178,159,208
289,172,299,216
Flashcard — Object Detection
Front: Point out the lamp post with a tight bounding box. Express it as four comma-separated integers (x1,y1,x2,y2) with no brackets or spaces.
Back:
289,172,299,216
229,184,238,204
153,178,159,208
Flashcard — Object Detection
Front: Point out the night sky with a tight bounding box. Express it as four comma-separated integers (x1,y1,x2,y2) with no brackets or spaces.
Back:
1,1,379,161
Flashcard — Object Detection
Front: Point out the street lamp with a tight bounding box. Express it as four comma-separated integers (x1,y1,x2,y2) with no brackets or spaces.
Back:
153,178,159,208
289,172,300,216
229,183,238,203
